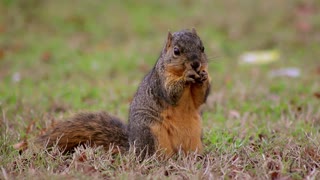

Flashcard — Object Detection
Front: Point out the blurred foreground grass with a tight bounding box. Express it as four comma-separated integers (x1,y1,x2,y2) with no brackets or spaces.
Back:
0,0,320,179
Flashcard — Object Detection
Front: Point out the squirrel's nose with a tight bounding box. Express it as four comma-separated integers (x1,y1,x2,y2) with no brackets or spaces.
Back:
191,61,201,71
189,54,201,71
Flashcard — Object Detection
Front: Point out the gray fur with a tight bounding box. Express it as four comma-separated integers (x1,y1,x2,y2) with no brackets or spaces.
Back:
128,29,209,158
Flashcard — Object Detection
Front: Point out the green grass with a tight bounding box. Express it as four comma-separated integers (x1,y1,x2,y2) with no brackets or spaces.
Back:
1,0,320,179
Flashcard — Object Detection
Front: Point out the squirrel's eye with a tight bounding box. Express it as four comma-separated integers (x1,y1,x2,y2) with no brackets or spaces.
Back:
173,47,180,56
200,46,205,53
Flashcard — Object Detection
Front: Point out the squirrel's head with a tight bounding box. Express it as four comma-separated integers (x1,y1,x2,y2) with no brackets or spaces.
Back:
160,28,207,75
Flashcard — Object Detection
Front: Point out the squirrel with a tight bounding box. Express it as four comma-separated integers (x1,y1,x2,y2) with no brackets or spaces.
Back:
35,29,211,158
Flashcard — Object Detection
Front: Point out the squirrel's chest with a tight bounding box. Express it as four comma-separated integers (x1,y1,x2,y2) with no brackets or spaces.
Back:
150,88,203,155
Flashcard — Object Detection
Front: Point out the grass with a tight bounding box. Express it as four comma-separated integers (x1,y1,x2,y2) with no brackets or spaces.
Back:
1,0,320,179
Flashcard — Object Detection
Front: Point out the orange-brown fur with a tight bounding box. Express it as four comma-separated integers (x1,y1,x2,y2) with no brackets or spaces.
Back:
35,112,129,153
151,63,210,156
190,65,211,108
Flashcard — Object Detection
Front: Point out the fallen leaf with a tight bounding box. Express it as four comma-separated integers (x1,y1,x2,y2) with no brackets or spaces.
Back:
0,48,5,60
258,133,268,141
229,110,240,119
0,25,5,33
41,51,52,62
13,120,37,152
294,2,315,34
316,66,320,75
77,152,88,162
295,2,315,17
295,21,312,33
304,146,320,161
267,160,281,171
26,121,35,135
314,92,320,99
270,171,280,180
13,140,28,151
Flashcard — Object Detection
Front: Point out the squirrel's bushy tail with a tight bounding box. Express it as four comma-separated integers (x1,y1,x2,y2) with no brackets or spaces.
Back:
35,111,129,153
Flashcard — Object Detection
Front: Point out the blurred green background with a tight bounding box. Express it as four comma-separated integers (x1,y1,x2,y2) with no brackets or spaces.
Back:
0,0,319,142
1,0,320,178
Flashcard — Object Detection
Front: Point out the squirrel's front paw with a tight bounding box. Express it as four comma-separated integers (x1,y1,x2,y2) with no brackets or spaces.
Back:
196,70,208,83
184,70,200,84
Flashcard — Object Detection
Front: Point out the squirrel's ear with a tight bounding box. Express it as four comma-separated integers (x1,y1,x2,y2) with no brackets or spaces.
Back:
192,28,198,36
165,31,173,52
